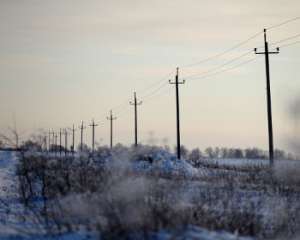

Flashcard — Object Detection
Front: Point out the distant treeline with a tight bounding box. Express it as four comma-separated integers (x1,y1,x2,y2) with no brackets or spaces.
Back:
1,136,296,161
181,146,296,160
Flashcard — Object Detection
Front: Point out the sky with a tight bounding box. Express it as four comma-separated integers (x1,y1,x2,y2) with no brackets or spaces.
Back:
0,0,300,152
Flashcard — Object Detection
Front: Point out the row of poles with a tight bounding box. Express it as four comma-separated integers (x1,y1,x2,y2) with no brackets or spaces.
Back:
46,29,277,166
47,112,116,156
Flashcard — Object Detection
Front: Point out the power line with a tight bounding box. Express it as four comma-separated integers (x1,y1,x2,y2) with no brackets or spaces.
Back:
187,56,260,81
105,72,173,121
103,20,300,123
113,84,170,119
184,50,253,79
181,17,300,69
137,71,174,95
113,56,262,119
270,33,300,46
142,86,172,105
279,40,300,49
180,31,262,68
141,82,169,101
266,16,300,31
103,31,266,117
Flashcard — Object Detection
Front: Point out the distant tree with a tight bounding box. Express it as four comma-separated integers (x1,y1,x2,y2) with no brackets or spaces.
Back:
205,147,214,158
113,143,127,153
30,129,47,150
77,143,90,153
233,148,244,158
188,148,203,167
214,147,220,158
0,126,22,149
220,147,228,158
245,148,266,159
21,140,42,152
180,145,189,159
274,149,286,160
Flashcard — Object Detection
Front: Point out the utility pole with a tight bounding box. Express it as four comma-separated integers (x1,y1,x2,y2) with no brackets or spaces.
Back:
255,29,279,166
169,67,185,160
79,121,86,152
71,124,76,155
48,130,51,152
130,92,142,147
44,136,47,153
64,128,68,156
52,131,55,149
89,119,98,154
107,110,117,149
59,128,62,156
54,133,58,156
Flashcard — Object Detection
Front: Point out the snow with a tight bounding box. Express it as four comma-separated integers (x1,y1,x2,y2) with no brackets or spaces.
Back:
0,149,299,239
131,150,199,178
209,158,269,166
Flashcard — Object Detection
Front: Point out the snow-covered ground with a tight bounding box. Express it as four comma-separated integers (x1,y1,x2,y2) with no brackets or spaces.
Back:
209,157,300,168
1,150,300,239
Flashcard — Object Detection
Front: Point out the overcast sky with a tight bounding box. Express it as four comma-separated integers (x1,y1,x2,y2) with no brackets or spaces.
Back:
0,0,300,151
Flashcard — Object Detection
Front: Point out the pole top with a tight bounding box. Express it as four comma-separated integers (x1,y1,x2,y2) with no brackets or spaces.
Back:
263,28,267,42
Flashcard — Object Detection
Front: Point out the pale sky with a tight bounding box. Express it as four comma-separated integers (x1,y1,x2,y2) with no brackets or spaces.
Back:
0,0,300,152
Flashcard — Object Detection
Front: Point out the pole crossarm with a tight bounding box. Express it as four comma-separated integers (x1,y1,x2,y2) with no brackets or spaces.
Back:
107,110,117,121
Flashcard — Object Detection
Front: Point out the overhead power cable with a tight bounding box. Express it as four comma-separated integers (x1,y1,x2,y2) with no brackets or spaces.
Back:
270,33,300,46
279,40,300,49
266,16,300,31
187,56,260,81
180,31,262,68
183,50,253,79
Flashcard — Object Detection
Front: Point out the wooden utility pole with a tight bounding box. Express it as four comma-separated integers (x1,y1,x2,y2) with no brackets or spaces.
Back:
52,131,55,149
71,124,75,155
89,119,98,154
44,136,47,153
64,129,68,156
59,128,62,156
130,92,142,147
107,110,117,149
169,67,185,159
255,29,279,166
48,130,51,152
54,133,58,156
79,121,86,152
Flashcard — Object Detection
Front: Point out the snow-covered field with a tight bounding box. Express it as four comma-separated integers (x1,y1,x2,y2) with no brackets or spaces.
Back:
0,149,299,239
